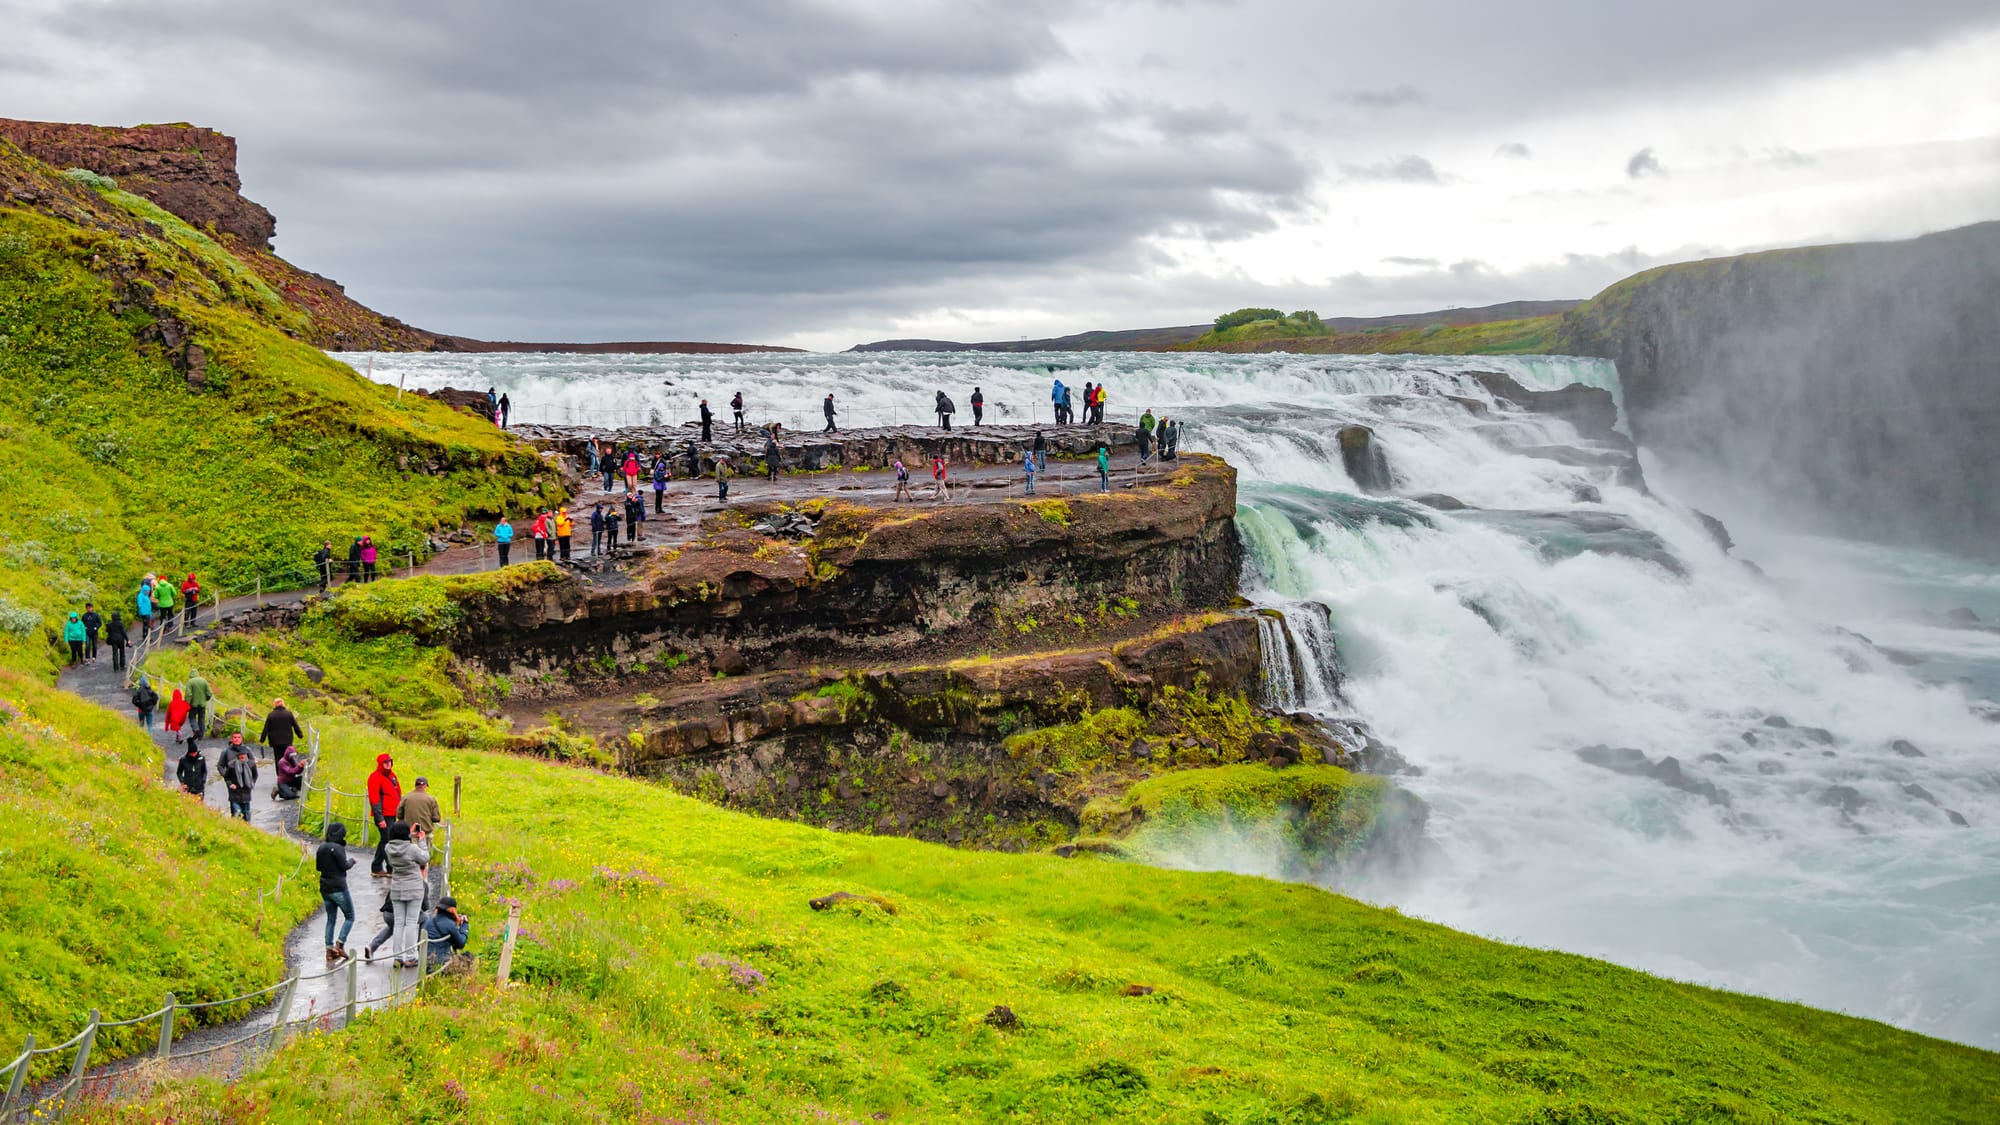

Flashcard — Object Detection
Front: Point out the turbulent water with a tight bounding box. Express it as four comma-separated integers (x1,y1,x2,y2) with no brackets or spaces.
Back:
349,349,2000,1047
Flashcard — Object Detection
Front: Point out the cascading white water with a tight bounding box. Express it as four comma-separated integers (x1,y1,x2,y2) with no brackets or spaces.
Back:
345,348,2000,1048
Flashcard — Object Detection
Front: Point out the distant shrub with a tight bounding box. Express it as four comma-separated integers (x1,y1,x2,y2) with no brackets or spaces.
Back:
1213,307,1284,332
1288,309,1324,330
59,168,117,191
0,595,40,635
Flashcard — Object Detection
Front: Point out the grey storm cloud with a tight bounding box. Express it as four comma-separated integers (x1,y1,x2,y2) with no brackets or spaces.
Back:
1495,142,1533,159
1342,156,1444,183
1336,85,1425,110
1627,147,1667,178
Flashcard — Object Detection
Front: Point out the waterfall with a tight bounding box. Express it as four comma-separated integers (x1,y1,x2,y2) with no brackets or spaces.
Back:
1254,612,1300,710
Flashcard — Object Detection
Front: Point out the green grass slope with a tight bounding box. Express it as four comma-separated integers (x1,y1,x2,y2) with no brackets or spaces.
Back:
1176,314,1562,355
85,632,2000,1124
0,141,563,1070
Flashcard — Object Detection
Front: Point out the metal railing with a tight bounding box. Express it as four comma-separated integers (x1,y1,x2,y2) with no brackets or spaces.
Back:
507,400,1098,432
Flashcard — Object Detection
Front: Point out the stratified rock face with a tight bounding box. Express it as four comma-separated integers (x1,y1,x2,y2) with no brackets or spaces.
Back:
1556,222,2000,553
0,118,276,248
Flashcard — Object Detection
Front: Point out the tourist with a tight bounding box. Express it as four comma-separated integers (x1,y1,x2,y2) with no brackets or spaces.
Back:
485,387,498,420
684,440,699,479
554,508,574,560
1023,450,1038,494
131,674,157,728
360,536,379,582
699,399,714,443
499,392,511,428
62,612,85,666
1140,407,1156,435
936,391,956,430
1061,383,1075,426
164,687,190,744
1093,384,1107,425
971,386,984,426
275,743,306,801
316,821,357,965
731,391,745,433
823,393,838,433
175,741,206,796
1097,446,1111,492
932,455,950,502
134,578,154,640
366,752,403,877
714,456,732,503
1137,419,1154,467
601,447,616,492
81,602,101,662
1051,378,1066,425
652,455,669,512
314,541,334,593
1163,418,1179,460
384,822,432,968
424,896,471,968
622,449,641,494
763,428,782,482
1032,430,1047,472
603,503,621,547
587,440,601,476
347,537,363,583
494,517,513,567
219,733,257,822
104,611,128,672
152,577,176,634
180,573,200,628
184,670,212,740
589,502,606,556
893,459,912,503
531,511,550,560
401,776,443,840
261,697,303,756
625,491,644,541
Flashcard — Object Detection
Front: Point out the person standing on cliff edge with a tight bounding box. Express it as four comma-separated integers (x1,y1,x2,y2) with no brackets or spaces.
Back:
499,392,511,428
823,393,839,433
731,391,745,433
699,399,714,443
971,387,984,426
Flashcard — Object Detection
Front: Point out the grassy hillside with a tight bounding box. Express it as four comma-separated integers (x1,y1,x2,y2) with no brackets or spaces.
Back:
89,617,2000,1123
0,140,563,1069
1176,314,1562,355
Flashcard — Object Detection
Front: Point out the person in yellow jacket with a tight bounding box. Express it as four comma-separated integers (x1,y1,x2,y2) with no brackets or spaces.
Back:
553,509,575,560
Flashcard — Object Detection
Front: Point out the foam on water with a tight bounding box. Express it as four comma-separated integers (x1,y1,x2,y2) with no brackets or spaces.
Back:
344,348,2000,1046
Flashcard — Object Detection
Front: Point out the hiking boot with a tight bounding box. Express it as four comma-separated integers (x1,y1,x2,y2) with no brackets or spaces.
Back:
324,947,337,967
332,942,350,962
362,944,379,961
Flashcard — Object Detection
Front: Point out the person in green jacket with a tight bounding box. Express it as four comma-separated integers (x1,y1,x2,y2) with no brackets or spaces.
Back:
184,671,213,741
1139,409,1155,436
1097,446,1111,493
63,612,86,666
152,577,176,629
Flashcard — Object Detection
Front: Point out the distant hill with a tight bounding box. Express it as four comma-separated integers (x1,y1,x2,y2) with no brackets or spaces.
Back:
437,337,803,355
849,324,1211,352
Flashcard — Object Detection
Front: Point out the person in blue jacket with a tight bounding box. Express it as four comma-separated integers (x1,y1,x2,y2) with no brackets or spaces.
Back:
63,612,86,666
494,516,514,567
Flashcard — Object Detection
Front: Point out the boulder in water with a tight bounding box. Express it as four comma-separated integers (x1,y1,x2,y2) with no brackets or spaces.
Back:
1693,509,1734,553
1337,424,1394,493
1890,739,1925,758
1650,756,1729,805
1818,785,1867,816
1756,760,1785,775
1902,783,1939,806
1797,726,1836,746
1410,493,1468,511
1571,484,1603,504
1576,744,1651,775
1762,715,1792,729
1947,809,1970,827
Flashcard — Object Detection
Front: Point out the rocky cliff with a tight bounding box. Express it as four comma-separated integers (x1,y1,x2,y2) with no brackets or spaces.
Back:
1556,222,2000,553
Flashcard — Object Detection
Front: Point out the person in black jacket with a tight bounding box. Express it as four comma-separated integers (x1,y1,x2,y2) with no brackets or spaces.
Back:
935,391,954,430
175,743,206,796
314,541,334,594
104,611,128,672
699,399,714,442
259,698,302,754
81,603,102,662
730,391,745,432
971,387,984,426
317,822,357,964
763,428,782,482
346,537,363,584
219,733,257,821
132,675,158,729
823,394,838,433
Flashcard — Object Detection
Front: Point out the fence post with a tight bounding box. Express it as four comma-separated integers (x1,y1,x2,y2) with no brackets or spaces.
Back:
268,975,300,1050
2,1035,31,1115
496,902,522,987
452,775,461,817
343,956,359,1026
67,1009,100,1097
255,575,263,606
156,993,175,1060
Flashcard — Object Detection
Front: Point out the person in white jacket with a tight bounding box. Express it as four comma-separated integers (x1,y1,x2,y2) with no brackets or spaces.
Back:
383,822,432,968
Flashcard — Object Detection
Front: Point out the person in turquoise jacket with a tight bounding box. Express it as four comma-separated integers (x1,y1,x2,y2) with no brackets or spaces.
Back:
135,583,154,638
1097,446,1111,493
62,612,86,666
493,517,514,567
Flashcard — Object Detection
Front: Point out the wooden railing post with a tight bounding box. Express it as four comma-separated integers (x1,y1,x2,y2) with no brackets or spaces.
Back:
67,1009,100,1098
156,993,175,1060
2,1035,32,1115
496,902,522,987
268,976,300,1049
344,956,359,1026
452,775,461,817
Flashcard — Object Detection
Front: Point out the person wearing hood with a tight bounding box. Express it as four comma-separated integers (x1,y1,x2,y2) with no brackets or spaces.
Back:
1097,446,1111,493
822,393,838,433
624,491,644,542
134,581,154,640
347,536,363,583
131,675,158,728
892,459,912,503
367,752,403,876
424,896,471,968
698,399,714,443
360,536,379,583
219,733,257,821
314,541,334,594
179,573,200,628
652,453,670,512
499,392,511,428
63,612,85,666
553,509,574,560
151,577,176,632
81,603,102,662
317,822,357,964
1136,417,1154,467
175,741,207,796
104,610,128,672
762,428,783,482
184,671,213,741
531,511,550,561
589,502,607,557
730,391,745,433
970,387,984,426
935,390,954,431
275,743,306,801
384,822,433,967
1051,378,1066,425
260,698,302,754
164,687,190,744
604,501,623,546
622,449,642,494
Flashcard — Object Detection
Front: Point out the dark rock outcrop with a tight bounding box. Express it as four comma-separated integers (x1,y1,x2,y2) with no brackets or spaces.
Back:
0,118,277,248
1337,424,1393,493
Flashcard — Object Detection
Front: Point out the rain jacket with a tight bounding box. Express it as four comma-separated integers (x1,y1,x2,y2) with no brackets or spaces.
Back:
63,614,84,643
367,754,402,820
164,689,190,733
386,836,432,902
494,520,513,543
553,511,573,538
315,822,353,895
184,674,213,712
176,748,206,793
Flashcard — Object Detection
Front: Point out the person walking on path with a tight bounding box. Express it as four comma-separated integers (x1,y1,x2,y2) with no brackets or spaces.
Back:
652,455,670,512
932,455,950,502
275,743,306,800
81,603,101,662
622,450,641,495
105,610,128,672
531,511,550,561
63,612,85,666
624,492,644,542
499,392,511,428
366,752,403,877
360,536,379,583
132,675,157,729
384,822,432,968
731,391,745,433
317,822,357,965
347,537,363,584
134,580,153,639
823,393,839,433
261,698,303,756
1033,430,1047,472
314,541,334,594
180,573,200,628
699,399,715,443
151,577,176,633
494,517,514,566
184,671,212,740
763,429,782,482
175,741,206,797
715,456,732,503
554,509,574,560
424,897,471,968
1023,449,1038,494
971,387,984,426
1136,418,1154,467
1097,446,1111,493
935,391,955,430
400,776,443,840
603,504,621,547
164,687,190,745
589,502,606,557
219,734,257,822
893,459,912,503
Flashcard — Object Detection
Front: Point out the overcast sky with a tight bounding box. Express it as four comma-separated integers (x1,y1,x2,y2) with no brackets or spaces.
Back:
4,1,1997,349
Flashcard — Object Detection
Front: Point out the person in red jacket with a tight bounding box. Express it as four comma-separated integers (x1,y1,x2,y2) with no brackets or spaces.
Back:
366,752,403,877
